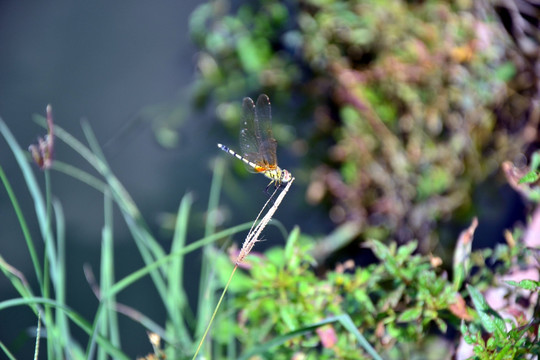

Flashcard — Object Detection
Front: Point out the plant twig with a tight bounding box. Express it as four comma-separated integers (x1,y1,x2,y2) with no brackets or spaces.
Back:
192,178,294,359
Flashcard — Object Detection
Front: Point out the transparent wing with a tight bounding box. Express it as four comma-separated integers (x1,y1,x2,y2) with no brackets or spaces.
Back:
239,97,263,172
255,94,278,168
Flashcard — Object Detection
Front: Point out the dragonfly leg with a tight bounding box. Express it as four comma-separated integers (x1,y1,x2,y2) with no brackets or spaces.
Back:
264,181,274,195
264,181,285,204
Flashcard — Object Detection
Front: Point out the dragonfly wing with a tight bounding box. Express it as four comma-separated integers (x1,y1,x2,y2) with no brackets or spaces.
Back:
239,97,263,172
255,94,278,167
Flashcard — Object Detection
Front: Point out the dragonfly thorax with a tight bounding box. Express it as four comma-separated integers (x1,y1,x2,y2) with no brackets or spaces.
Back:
263,167,291,185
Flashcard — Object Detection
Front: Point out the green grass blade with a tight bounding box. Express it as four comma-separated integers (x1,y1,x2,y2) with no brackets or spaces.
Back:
0,118,58,284
79,119,165,257
52,198,73,358
205,157,225,237
0,255,36,302
0,117,60,358
0,165,43,289
97,189,121,360
51,160,107,193
336,314,382,360
0,297,128,359
195,158,225,347
80,120,175,322
42,170,59,359
36,118,174,323
0,341,17,360
238,320,326,360
167,193,194,350
238,314,382,360
104,222,253,301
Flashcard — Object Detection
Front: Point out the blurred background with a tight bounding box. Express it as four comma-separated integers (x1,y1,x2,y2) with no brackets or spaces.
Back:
1,0,539,358
0,1,207,357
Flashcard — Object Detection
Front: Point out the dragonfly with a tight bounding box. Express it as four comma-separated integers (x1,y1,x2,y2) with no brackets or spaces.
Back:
217,94,292,192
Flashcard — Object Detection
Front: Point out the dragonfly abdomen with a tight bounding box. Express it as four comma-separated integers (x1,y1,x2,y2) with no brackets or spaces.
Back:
217,143,259,171
217,143,291,187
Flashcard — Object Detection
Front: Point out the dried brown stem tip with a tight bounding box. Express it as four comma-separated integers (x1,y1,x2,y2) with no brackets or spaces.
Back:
236,178,295,264
29,104,55,170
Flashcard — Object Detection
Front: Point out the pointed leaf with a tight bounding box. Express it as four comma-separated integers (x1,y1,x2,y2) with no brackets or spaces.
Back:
505,279,540,291
397,307,422,322
531,151,540,171
467,285,506,336
518,170,540,184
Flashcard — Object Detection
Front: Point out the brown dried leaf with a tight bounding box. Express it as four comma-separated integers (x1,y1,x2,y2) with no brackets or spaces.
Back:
449,293,472,321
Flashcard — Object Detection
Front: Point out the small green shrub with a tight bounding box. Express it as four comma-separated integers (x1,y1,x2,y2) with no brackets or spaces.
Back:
189,0,531,247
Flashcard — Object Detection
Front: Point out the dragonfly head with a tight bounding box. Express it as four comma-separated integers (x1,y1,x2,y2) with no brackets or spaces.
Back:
281,168,292,183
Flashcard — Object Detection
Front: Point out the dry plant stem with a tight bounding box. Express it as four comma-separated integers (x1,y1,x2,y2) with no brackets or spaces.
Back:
192,178,294,360
34,311,41,360
236,178,294,264
245,186,279,240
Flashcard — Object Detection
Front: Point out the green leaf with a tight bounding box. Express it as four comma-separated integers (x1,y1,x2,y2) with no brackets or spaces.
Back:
494,344,513,360
494,62,516,82
463,333,474,344
505,279,540,291
460,320,467,334
397,307,422,322
353,289,376,313
467,285,506,336
435,318,447,333
396,241,417,259
423,309,438,320
384,283,406,308
530,151,540,171
518,170,540,184
236,36,270,73
417,166,451,199
284,226,300,264
368,239,390,261
279,304,298,330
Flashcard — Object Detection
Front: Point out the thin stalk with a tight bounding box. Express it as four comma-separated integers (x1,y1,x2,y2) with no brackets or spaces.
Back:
192,265,238,360
192,178,294,359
